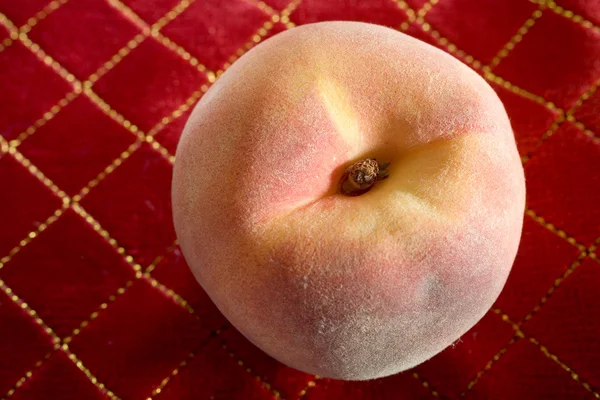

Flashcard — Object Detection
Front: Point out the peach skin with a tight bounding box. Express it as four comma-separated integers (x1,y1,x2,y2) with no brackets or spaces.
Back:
172,21,525,380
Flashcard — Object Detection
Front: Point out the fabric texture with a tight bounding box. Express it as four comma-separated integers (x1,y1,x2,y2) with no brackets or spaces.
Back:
1,0,599,399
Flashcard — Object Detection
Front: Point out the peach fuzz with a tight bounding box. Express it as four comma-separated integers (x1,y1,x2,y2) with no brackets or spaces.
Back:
172,21,525,380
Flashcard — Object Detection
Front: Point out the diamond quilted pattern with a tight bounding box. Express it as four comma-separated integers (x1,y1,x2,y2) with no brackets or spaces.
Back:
0,154,62,257
19,95,137,196
290,0,409,28
153,109,190,154
524,122,600,246
155,338,277,400
0,209,135,338
425,0,538,64
554,0,600,26
263,0,292,12
494,11,600,110
69,279,212,400
465,339,597,400
573,85,600,134
0,0,51,26
80,143,176,266
493,217,581,322
151,247,228,331
491,83,560,156
414,311,514,395
26,0,141,80
118,0,181,25
92,38,208,131
0,288,55,395
219,328,315,399
522,257,600,390
161,0,270,72
304,372,435,400
10,351,110,400
2,0,600,399
0,42,72,140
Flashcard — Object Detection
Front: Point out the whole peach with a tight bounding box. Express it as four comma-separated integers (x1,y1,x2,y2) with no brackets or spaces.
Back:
172,21,525,380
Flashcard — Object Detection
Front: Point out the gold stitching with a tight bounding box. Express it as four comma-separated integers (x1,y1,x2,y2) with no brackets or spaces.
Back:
460,335,522,396
521,252,588,324
297,377,319,398
529,0,600,34
486,7,545,71
530,337,600,399
220,340,283,399
0,205,68,272
416,0,439,19
492,308,600,399
0,352,53,400
0,0,69,53
61,344,120,400
0,280,60,345
10,91,80,146
525,208,587,252
412,372,441,398
216,0,301,78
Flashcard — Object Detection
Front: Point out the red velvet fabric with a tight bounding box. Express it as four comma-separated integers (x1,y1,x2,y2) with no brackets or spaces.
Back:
0,1,599,399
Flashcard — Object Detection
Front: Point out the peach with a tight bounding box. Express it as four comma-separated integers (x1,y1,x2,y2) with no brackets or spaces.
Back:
172,21,525,380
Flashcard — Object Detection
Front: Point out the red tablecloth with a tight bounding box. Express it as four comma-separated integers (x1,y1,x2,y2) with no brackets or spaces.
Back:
1,0,599,399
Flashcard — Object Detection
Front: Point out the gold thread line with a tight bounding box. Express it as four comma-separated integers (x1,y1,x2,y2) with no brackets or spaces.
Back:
411,372,441,398
60,344,120,400
0,280,61,345
106,0,217,81
143,274,195,314
144,240,179,275
241,0,279,18
521,252,588,323
70,0,297,201
216,0,302,78
391,0,416,31
483,71,561,112
0,204,69,271
414,16,484,70
589,236,599,262
104,0,152,34
11,91,80,146
529,0,600,34
71,141,141,203
152,0,197,32
485,7,545,71
220,340,282,399
520,116,565,165
0,15,80,89
60,242,178,345
492,308,600,399
461,335,521,396
0,13,176,163
0,352,53,400
525,208,587,252
408,17,600,162
0,0,69,54
416,0,439,19
0,36,14,52
0,136,70,203
85,33,147,87
530,337,600,399
146,325,229,400
0,6,280,399
567,78,600,117
70,204,143,273
20,0,70,34
297,377,319,398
